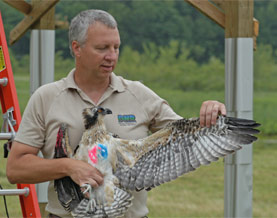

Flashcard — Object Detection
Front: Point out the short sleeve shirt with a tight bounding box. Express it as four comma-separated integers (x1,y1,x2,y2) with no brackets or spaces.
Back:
15,69,182,218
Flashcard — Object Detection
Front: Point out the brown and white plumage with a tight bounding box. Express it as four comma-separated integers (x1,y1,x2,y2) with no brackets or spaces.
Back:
54,106,260,218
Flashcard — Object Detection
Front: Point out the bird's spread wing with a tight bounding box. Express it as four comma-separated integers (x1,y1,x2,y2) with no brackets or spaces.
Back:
114,116,260,191
54,124,84,212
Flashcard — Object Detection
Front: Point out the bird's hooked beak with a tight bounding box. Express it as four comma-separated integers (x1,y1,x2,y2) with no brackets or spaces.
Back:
94,107,112,116
104,108,112,115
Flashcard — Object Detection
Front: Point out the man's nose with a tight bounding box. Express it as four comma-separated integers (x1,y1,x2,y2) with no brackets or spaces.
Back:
105,49,118,61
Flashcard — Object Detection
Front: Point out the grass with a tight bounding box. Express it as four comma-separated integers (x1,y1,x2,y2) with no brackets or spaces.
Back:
0,73,277,217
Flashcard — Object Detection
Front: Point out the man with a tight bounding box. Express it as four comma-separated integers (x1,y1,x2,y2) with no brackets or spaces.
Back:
6,9,226,218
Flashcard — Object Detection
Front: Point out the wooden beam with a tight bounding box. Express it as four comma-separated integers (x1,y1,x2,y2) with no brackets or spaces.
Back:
9,0,59,45
225,0,254,38
3,0,32,15
32,0,55,30
185,0,225,28
211,0,225,11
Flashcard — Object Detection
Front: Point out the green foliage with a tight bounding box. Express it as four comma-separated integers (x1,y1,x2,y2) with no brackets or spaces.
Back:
255,1,277,54
1,2,277,137
254,44,277,91
5,39,277,136
117,41,225,92
254,92,277,135
8,49,29,75
0,2,29,57
1,1,277,63
54,51,75,80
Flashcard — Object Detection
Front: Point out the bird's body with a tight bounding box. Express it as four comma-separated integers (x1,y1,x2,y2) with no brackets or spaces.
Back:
54,107,260,218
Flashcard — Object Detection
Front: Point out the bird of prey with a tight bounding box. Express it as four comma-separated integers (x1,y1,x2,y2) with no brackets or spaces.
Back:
54,106,260,218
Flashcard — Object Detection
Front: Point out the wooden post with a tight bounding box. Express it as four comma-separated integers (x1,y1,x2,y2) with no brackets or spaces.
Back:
225,0,253,38
32,0,56,30
224,1,254,217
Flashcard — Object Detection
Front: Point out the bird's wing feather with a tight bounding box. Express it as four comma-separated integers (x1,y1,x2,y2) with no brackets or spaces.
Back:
54,124,84,212
114,116,260,191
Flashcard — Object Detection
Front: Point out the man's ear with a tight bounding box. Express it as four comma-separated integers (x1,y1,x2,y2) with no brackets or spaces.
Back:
72,41,81,57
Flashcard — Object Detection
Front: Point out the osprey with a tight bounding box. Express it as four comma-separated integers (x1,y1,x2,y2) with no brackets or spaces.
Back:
54,106,260,218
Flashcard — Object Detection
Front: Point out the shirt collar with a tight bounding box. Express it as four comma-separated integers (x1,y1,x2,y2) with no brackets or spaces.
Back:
65,69,79,90
64,69,125,93
109,72,125,92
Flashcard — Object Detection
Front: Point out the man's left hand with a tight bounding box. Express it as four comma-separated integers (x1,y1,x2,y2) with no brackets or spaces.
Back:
199,100,226,127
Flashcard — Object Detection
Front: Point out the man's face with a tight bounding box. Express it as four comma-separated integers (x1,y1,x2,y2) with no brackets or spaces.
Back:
74,22,121,79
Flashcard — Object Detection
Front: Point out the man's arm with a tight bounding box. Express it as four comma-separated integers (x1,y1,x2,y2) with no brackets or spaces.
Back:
6,141,103,188
199,100,227,127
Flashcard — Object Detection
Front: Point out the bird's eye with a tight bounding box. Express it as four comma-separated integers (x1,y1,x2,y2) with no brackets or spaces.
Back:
98,108,103,113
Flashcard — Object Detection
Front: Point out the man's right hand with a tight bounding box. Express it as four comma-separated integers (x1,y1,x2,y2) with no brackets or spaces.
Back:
66,158,104,188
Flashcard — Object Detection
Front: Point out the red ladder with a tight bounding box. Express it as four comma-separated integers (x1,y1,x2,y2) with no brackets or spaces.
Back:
0,11,41,217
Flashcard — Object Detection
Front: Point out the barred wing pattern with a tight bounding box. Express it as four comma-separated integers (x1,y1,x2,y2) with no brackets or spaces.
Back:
114,116,260,191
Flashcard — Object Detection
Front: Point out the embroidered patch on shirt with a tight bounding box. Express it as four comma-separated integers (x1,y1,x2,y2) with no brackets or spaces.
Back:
117,114,137,126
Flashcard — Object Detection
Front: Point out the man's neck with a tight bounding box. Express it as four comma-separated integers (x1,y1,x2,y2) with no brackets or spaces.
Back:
74,70,111,104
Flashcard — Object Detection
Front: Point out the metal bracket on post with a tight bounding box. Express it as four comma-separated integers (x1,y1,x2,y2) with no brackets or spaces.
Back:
1,107,16,139
1,107,16,157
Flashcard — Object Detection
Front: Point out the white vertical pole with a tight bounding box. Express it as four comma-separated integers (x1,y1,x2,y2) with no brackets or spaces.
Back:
224,38,253,217
30,30,55,94
30,29,55,204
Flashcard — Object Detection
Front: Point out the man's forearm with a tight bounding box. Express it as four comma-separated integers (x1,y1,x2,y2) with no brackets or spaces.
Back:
6,153,70,184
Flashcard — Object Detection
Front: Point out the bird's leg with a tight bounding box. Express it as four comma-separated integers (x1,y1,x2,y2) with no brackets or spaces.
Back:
81,183,91,196
81,184,97,213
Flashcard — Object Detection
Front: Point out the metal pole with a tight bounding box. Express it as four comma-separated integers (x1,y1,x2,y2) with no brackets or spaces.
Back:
30,29,55,204
30,30,55,94
224,38,253,217
0,187,29,197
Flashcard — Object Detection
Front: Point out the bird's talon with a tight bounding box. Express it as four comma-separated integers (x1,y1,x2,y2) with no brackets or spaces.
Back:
81,184,91,194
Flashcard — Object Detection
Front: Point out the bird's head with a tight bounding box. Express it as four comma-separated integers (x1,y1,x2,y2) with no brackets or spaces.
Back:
82,106,112,129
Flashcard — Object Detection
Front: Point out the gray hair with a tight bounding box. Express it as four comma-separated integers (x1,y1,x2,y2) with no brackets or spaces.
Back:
69,9,118,57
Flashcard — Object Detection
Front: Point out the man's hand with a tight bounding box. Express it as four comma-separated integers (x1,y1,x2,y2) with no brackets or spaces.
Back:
67,159,104,188
200,100,226,127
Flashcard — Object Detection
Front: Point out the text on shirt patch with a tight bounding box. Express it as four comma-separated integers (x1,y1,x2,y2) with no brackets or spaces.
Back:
117,114,137,126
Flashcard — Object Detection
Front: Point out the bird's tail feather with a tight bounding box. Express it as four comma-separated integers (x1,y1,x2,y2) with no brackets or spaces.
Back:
54,177,84,212
71,186,133,218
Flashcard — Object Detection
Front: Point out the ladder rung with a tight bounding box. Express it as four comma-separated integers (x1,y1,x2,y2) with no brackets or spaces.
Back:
0,78,8,86
0,188,29,197
0,132,14,140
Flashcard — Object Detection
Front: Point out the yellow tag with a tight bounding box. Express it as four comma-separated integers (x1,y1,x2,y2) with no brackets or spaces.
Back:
0,46,6,73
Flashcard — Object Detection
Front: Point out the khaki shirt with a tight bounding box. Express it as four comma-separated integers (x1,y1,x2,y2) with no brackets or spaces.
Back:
15,69,181,218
